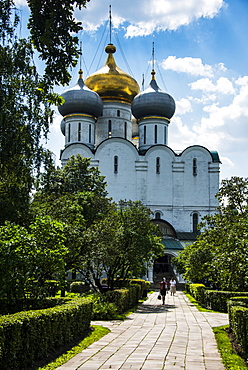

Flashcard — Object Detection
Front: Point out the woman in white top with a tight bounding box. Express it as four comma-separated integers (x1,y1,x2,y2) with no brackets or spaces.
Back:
169,277,176,296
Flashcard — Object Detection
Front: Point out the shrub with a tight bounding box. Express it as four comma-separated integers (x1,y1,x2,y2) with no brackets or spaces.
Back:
0,297,92,369
189,284,206,304
92,300,118,320
70,281,90,294
228,305,248,358
204,291,248,312
187,283,248,313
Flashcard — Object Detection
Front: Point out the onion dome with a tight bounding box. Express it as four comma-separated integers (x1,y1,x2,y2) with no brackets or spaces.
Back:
58,70,103,118
131,70,175,120
84,44,140,104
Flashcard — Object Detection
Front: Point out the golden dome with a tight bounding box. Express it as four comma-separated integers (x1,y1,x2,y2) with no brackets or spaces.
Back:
85,44,140,104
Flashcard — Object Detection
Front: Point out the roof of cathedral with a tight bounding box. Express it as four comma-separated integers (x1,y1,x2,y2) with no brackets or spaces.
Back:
161,239,184,250
176,232,199,241
131,70,176,121
58,70,103,120
84,44,140,104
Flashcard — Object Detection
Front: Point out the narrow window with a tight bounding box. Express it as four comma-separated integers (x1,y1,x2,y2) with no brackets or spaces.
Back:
154,125,157,144
114,155,118,174
68,123,71,142
124,122,127,139
108,120,112,138
193,213,198,233
164,126,167,145
156,157,160,174
144,125,146,144
89,124,91,143
155,212,161,219
117,110,120,117
193,158,197,176
78,122,81,141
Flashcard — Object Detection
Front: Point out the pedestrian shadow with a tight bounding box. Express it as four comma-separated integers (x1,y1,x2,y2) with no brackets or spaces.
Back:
134,303,177,314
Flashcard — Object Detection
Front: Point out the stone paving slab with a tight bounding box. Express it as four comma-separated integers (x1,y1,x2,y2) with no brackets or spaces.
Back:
56,291,228,370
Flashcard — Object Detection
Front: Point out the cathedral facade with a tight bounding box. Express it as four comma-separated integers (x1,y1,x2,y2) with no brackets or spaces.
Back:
58,43,221,284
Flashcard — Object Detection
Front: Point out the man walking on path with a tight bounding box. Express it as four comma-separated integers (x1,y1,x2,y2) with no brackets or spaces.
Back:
57,291,228,369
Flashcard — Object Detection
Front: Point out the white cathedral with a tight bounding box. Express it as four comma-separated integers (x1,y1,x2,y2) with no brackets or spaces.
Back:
58,42,221,285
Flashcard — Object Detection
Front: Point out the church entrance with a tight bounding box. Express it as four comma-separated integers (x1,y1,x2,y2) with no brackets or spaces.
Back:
153,254,174,289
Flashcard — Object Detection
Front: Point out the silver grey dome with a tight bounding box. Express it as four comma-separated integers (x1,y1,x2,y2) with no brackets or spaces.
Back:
58,76,103,118
131,76,175,120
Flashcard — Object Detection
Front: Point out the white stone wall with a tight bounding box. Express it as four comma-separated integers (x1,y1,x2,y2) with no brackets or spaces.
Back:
60,138,220,233
95,102,132,145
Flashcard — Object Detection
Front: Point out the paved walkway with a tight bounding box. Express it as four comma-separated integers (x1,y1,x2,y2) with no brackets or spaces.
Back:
57,291,228,370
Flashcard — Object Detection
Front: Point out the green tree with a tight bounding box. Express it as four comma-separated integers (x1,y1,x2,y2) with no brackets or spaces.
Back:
32,155,112,291
0,3,52,224
27,0,89,86
0,1,90,225
173,177,248,291
0,216,67,306
103,200,164,289
33,159,163,292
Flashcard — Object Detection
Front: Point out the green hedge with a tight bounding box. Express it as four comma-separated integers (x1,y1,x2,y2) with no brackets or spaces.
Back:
0,297,92,369
188,283,248,313
104,284,141,313
188,284,206,304
70,281,90,294
228,304,248,358
0,297,69,315
101,278,150,298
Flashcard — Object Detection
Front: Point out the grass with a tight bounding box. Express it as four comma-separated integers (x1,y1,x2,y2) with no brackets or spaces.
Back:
213,325,248,370
35,325,110,370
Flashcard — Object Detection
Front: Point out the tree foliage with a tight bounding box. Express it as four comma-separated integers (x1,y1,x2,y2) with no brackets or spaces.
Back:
0,216,67,305
27,0,89,86
0,1,90,225
33,157,163,292
173,177,248,291
0,3,53,224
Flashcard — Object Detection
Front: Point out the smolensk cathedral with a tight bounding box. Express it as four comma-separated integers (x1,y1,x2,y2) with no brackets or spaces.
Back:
57,35,221,287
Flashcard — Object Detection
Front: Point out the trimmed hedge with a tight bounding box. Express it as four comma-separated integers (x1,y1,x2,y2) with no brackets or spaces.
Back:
188,284,206,304
188,283,248,313
101,278,150,299
70,281,90,294
0,297,92,369
104,284,141,313
228,303,248,358
0,297,68,315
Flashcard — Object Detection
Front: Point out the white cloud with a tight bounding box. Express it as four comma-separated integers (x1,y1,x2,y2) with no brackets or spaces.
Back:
74,0,224,37
161,56,214,77
14,0,27,5
190,77,235,94
175,98,193,115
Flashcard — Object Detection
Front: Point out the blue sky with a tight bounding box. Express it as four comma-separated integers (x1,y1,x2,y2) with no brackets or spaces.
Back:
15,0,248,181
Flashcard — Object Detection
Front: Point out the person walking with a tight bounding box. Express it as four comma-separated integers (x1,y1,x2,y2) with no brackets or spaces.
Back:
159,277,167,305
169,277,176,296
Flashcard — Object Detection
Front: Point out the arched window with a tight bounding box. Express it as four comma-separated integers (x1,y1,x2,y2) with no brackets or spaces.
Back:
156,157,160,174
154,125,157,144
124,122,127,139
108,120,112,138
114,155,118,174
78,122,81,141
68,123,71,142
89,124,91,143
193,158,197,176
117,110,120,117
155,212,161,219
144,125,146,144
193,213,198,233
164,126,167,145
